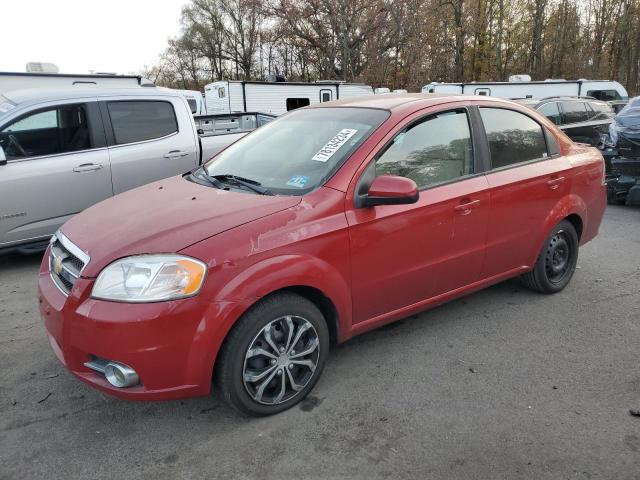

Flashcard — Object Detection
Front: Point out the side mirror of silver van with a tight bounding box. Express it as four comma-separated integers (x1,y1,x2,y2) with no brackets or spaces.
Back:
0,145,6,166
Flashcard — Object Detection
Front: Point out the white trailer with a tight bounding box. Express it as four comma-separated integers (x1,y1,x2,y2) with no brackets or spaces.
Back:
204,80,374,115
0,72,153,95
158,88,206,116
422,78,629,101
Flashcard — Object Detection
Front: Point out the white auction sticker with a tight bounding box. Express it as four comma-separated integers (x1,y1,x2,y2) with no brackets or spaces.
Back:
311,129,358,162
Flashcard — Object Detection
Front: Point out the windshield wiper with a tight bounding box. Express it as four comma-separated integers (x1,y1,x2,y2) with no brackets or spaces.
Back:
211,174,274,196
190,169,227,189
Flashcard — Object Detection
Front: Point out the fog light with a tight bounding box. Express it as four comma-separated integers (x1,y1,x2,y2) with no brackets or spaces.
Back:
104,362,139,388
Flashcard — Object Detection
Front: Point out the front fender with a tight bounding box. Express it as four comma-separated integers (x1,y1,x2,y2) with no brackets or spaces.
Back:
217,254,352,339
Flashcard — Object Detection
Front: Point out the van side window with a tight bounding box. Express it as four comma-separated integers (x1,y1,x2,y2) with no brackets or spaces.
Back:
480,108,547,169
107,101,178,145
0,104,91,160
587,89,621,101
286,98,311,111
374,110,473,189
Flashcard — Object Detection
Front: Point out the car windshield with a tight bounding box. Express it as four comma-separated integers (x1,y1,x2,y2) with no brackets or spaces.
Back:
204,107,389,195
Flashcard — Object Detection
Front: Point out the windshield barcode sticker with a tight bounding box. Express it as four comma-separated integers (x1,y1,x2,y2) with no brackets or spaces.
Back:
311,129,358,162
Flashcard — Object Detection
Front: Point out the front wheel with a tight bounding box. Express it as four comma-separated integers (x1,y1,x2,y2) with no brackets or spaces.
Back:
215,292,329,416
521,220,579,294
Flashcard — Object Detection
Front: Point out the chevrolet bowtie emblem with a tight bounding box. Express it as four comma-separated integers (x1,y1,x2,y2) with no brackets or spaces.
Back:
53,257,63,275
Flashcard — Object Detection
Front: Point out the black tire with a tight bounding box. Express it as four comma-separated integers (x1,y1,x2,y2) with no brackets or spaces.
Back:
215,292,329,416
521,220,579,294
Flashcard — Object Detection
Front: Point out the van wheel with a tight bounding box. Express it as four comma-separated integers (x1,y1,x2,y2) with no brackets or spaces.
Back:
521,220,579,294
215,292,329,416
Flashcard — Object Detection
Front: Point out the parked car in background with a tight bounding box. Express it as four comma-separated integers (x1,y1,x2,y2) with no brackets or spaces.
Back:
38,94,606,415
516,96,615,146
606,96,640,205
0,87,250,253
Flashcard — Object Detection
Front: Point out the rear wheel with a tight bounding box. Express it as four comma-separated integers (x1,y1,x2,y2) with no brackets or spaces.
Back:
521,220,579,294
215,292,329,416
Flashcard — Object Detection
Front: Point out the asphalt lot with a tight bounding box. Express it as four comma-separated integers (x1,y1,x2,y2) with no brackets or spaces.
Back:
1,205,639,480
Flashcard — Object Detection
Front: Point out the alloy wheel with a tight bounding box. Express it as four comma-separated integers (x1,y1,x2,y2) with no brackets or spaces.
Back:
243,315,320,405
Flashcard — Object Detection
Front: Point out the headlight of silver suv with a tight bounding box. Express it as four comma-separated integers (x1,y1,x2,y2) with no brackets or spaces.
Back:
92,255,207,302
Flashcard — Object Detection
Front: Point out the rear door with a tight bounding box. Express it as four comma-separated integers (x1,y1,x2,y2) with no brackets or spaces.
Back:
101,97,198,194
0,99,112,248
347,106,490,323
478,106,570,278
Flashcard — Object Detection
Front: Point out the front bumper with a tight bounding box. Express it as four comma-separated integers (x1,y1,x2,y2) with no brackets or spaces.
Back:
38,247,227,400
606,157,640,205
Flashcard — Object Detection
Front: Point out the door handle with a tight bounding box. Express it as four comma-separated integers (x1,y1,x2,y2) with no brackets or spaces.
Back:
73,163,103,173
547,176,565,190
454,199,481,215
164,150,189,159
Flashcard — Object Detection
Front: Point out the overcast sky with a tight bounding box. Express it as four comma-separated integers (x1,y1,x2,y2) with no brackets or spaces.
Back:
0,0,186,75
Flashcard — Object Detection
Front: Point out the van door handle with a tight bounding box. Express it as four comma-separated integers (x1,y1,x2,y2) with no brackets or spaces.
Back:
73,163,103,173
547,176,565,189
164,150,189,159
454,199,481,215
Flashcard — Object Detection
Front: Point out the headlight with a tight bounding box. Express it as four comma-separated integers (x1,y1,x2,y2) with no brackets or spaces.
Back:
92,255,206,302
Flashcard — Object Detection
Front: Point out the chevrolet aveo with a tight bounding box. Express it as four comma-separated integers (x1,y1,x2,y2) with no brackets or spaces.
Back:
39,95,606,415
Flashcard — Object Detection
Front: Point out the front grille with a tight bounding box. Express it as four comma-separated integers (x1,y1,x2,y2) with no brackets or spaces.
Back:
49,233,88,295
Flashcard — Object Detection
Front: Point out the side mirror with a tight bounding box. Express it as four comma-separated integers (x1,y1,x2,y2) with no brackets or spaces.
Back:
0,145,6,166
360,175,419,207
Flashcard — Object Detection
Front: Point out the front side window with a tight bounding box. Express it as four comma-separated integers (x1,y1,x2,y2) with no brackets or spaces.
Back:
537,102,562,125
107,101,178,145
374,110,473,189
480,107,547,169
0,104,91,160
561,101,589,124
204,107,389,195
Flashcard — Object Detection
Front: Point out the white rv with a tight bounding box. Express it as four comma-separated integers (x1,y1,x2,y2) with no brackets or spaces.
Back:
204,80,374,115
0,71,153,95
422,76,628,101
158,88,206,116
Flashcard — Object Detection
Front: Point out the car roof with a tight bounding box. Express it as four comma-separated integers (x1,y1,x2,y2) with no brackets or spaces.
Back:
2,86,177,107
311,93,515,111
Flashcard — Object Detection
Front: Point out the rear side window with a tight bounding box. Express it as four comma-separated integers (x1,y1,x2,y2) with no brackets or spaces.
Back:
561,102,589,124
537,102,562,125
374,110,473,189
0,104,91,160
107,101,178,145
480,108,547,169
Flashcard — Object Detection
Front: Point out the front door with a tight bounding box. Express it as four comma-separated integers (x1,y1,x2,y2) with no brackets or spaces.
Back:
0,101,112,247
346,108,490,324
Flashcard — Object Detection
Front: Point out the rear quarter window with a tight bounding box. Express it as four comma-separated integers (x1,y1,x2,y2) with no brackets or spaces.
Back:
107,100,178,145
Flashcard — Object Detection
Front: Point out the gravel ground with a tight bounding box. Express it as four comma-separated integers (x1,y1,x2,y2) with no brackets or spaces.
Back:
1,205,639,480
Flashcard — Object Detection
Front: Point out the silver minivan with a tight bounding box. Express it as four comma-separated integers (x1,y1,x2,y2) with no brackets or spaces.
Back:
0,87,201,253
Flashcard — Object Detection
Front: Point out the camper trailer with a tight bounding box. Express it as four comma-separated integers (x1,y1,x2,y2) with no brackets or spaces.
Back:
204,80,374,115
422,76,628,101
159,88,206,116
0,71,153,95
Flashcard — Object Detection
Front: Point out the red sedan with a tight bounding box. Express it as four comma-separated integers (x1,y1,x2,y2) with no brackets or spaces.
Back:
38,94,606,415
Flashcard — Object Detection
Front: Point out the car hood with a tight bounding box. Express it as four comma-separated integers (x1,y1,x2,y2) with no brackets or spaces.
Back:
61,175,301,277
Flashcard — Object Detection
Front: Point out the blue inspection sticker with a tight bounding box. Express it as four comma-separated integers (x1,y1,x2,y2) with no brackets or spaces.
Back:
286,175,310,188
